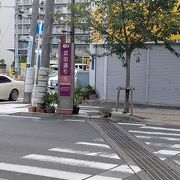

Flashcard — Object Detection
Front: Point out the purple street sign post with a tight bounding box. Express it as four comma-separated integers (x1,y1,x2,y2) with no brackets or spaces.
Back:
56,42,74,115
59,43,72,96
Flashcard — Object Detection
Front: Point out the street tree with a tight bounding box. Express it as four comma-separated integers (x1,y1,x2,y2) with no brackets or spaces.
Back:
65,0,180,113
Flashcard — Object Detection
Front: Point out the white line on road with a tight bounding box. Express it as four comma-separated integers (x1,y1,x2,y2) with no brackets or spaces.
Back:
22,154,118,170
154,150,180,156
0,115,40,119
0,162,90,180
64,119,85,122
136,135,180,141
171,144,180,148
87,175,122,180
86,165,141,180
118,123,143,126
49,147,120,159
129,130,180,137
140,126,180,132
75,142,111,149
175,160,180,165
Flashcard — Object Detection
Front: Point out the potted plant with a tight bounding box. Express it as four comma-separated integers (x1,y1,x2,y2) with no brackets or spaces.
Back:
39,104,46,113
41,91,58,113
87,85,96,99
72,89,81,114
28,105,36,112
80,87,89,100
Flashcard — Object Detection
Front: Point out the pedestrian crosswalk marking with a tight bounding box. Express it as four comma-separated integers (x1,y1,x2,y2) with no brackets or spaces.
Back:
75,142,111,149
0,162,91,180
23,154,118,170
86,165,141,180
154,150,180,156
49,147,120,159
171,144,180,148
87,175,122,180
136,135,180,141
119,123,180,166
118,122,143,126
175,160,180,165
140,126,180,132
110,165,141,173
129,130,180,137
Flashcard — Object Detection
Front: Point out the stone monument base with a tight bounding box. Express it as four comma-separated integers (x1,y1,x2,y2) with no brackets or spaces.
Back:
56,108,73,115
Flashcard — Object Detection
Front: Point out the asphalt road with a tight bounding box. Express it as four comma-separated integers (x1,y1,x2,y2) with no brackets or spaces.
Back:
0,115,128,180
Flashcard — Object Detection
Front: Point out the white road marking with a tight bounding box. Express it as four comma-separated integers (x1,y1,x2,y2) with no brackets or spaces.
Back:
49,147,120,159
140,126,180,132
171,144,180,148
175,160,180,165
76,142,111,149
23,154,118,170
65,119,85,122
0,115,40,119
0,162,90,180
136,135,180,141
129,130,180,137
154,150,180,156
86,165,141,180
87,175,122,180
111,165,141,173
118,123,143,126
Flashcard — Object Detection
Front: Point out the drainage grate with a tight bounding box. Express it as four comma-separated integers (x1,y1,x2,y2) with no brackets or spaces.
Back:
94,120,180,180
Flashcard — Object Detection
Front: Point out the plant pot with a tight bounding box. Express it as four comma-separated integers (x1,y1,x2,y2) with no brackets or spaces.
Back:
72,106,80,114
89,94,96,99
46,106,55,113
40,108,46,113
28,106,36,112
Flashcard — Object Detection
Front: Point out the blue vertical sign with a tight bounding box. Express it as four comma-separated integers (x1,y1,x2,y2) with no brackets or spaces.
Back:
35,21,44,36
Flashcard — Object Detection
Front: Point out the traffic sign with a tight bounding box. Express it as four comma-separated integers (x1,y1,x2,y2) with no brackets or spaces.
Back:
35,21,44,35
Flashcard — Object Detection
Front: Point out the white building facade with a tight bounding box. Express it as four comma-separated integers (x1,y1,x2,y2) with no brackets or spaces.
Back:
0,0,15,68
90,44,180,106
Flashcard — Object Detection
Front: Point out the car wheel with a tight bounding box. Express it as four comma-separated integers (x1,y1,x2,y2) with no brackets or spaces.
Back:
9,89,19,101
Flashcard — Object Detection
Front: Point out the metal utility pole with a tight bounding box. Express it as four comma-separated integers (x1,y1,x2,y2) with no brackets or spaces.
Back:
36,0,55,110
14,0,19,78
23,0,40,103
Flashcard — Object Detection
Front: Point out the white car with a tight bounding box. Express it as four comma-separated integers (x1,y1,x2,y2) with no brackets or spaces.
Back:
48,75,58,89
0,74,24,101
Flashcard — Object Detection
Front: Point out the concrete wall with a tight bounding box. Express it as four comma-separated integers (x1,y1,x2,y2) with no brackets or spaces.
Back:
0,0,15,68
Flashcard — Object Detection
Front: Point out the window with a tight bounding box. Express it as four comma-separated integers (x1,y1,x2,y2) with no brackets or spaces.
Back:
0,76,11,83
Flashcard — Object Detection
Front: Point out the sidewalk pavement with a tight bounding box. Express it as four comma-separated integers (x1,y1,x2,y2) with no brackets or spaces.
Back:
0,100,180,125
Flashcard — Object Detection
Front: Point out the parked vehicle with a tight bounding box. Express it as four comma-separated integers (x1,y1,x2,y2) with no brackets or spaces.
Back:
48,75,58,89
49,70,58,77
75,63,89,70
0,74,24,101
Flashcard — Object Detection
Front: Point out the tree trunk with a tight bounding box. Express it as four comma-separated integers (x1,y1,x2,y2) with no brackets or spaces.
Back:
124,52,131,113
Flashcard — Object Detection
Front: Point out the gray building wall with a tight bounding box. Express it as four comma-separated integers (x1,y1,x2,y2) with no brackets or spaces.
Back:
90,44,180,105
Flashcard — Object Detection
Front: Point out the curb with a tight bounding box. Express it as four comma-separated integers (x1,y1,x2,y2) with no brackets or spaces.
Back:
10,112,91,120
